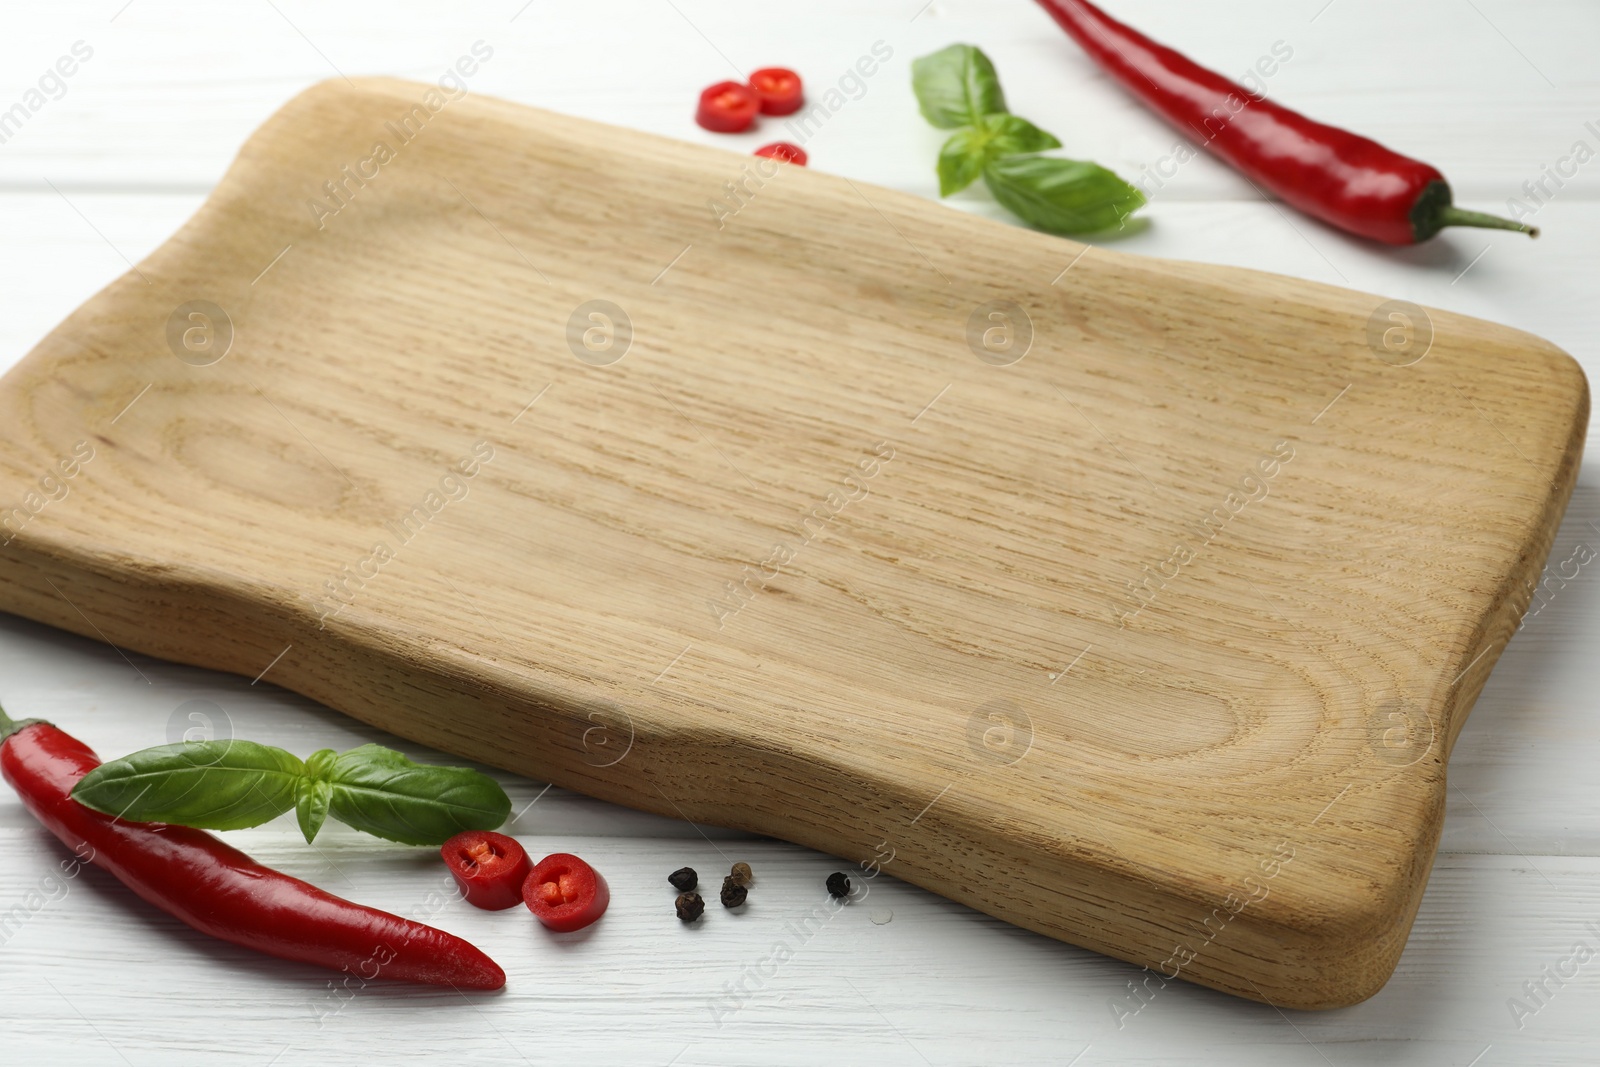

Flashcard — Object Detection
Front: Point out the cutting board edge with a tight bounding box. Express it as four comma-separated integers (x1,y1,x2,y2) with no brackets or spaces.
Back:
0,526,1539,1009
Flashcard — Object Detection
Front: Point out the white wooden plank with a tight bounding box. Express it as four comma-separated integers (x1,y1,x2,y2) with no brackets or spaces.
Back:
0,0,1594,204
1,0,1598,1061
4,825,1600,1065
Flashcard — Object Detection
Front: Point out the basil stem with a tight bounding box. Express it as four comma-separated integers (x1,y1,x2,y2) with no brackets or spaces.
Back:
939,114,1062,196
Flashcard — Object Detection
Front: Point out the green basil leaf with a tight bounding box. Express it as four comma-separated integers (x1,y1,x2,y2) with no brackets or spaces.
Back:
305,748,338,780
937,129,987,197
982,155,1146,235
326,744,510,846
71,740,303,830
295,778,332,843
912,44,1007,130
295,749,337,842
978,114,1062,158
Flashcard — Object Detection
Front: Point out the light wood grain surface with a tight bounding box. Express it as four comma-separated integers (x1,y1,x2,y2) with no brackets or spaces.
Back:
0,1,1597,1064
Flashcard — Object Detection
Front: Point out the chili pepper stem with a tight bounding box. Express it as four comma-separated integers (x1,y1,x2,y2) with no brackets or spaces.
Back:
1436,206,1539,238
0,703,45,742
1411,179,1538,242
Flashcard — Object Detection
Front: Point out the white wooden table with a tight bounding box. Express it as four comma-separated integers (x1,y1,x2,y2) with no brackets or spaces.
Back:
2,2,1597,1063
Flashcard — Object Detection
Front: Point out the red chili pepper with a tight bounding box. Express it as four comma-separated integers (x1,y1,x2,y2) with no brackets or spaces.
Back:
695,80,760,133
748,67,805,116
522,852,609,932
1032,0,1537,245
442,830,531,911
754,142,808,166
0,707,504,989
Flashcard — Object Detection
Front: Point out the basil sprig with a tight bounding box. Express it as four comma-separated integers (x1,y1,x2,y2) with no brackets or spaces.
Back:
912,43,1145,235
72,738,510,847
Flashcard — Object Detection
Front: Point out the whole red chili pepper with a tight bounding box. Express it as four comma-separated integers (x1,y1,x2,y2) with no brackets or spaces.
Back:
0,706,504,989
1033,0,1537,245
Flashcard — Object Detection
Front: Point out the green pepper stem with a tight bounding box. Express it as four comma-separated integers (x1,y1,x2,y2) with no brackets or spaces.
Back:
0,701,46,742
1437,205,1539,238
1410,181,1540,242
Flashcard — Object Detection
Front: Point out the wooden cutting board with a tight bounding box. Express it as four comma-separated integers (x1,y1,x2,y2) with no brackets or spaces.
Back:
0,78,1584,1009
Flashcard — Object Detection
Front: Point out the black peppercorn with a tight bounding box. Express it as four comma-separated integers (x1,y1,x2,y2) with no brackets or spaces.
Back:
668,866,698,892
675,891,705,922
826,872,851,899
729,862,753,887
720,876,748,908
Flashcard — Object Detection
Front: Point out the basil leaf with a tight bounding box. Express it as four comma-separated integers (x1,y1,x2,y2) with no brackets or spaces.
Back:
295,749,337,842
305,747,338,780
982,155,1146,235
937,128,987,196
296,778,332,843
71,740,303,830
912,44,1007,129
326,744,510,846
938,115,1063,197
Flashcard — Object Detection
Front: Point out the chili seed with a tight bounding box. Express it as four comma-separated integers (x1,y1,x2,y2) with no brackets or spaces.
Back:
675,891,705,922
826,872,851,899
720,876,748,908
729,862,753,887
669,866,698,892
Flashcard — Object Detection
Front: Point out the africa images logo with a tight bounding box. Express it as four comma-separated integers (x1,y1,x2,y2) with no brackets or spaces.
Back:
1110,440,1295,627
304,41,494,230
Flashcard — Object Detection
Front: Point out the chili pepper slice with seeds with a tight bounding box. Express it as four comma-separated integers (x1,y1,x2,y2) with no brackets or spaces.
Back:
442,830,532,911
523,852,610,932
748,67,805,116
0,705,504,988
1032,0,1538,244
696,80,760,133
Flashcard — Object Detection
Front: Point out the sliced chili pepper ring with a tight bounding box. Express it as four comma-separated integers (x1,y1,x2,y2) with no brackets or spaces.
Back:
442,830,532,911
748,67,805,116
753,142,807,166
523,852,610,932
695,80,760,133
